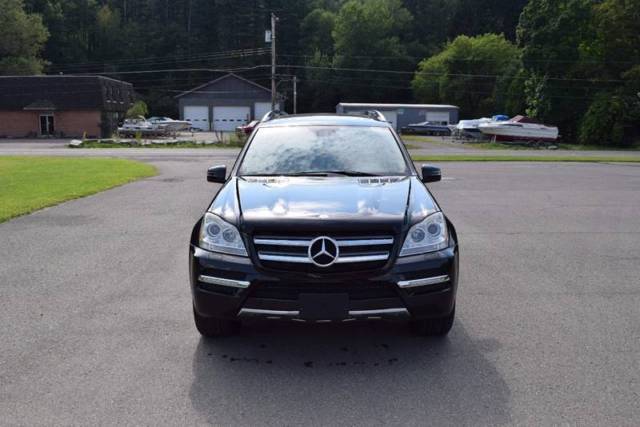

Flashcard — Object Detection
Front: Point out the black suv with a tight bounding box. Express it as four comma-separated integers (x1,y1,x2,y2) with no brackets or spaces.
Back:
189,112,459,337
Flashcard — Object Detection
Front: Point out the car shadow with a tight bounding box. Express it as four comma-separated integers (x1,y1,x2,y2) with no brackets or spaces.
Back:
189,321,511,425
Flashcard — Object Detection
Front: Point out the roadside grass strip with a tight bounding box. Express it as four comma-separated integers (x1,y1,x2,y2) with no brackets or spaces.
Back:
0,156,157,223
411,155,640,163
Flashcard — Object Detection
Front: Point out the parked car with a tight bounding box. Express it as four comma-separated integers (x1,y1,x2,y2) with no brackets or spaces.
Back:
189,112,459,337
236,120,259,136
401,121,452,136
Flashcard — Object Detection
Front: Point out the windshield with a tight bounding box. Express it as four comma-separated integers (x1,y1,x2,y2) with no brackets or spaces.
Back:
238,126,409,176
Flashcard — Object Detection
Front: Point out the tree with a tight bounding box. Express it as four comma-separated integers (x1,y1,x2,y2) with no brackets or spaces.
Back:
126,100,148,118
516,0,595,139
578,0,640,145
0,0,49,74
412,34,522,118
448,0,528,41
300,8,336,55
332,0,415,101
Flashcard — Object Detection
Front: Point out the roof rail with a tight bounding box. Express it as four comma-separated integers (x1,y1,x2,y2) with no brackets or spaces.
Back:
363,110,387,122
261,110,288,122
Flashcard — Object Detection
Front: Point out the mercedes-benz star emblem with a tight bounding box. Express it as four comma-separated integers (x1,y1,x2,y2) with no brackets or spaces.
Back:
308,236,339,267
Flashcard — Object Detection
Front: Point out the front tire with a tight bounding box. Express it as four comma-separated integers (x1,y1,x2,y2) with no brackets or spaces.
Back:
411,306,455,337
193,307,239,337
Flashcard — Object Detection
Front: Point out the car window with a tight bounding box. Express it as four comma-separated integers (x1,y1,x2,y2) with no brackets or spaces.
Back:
238,126,409,176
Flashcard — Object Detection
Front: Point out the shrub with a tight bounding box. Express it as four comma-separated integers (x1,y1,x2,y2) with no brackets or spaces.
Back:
126,101,149,119
579,93,625,146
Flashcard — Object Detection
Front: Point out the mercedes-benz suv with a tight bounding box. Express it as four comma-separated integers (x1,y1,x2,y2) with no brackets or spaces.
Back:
189,112,459,337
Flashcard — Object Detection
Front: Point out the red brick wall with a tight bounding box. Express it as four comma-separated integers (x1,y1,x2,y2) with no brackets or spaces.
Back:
0,110,101,138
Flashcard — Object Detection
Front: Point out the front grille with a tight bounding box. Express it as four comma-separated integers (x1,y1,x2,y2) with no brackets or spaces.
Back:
253,235,395,273
250,280,398,300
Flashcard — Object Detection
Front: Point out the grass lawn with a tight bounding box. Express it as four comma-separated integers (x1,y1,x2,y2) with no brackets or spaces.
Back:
412,155,640,162
0,156,157,223
73,140,244,149
402,135,640,151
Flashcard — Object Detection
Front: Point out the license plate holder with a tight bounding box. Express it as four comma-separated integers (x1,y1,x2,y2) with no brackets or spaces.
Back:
299,293,349,320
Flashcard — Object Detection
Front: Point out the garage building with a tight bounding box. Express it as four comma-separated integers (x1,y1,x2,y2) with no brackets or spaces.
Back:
0,75,134,138
175,73,279,131
336,103,459,131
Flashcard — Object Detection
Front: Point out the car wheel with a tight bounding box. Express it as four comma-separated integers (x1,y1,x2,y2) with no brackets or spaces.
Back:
411,306,455,337
193,307,240,337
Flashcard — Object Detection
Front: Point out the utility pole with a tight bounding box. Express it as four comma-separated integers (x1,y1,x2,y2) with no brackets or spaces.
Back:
293,75,297,114
270,13,278,110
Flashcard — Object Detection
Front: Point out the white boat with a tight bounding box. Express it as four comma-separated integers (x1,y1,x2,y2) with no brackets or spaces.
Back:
454,117,492,139
118,116,167,136
478,116,559,142
148,116,191,131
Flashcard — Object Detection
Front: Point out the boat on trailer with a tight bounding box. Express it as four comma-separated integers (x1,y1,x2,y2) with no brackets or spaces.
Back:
478,115,559,143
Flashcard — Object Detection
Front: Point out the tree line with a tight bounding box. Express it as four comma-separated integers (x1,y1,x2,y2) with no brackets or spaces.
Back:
1,0,638,145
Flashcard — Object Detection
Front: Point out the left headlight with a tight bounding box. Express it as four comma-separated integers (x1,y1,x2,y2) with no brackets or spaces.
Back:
199,212,248,257
400,212,449,256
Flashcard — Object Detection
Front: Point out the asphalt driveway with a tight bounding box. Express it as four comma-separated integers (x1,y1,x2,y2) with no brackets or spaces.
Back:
1,153,639,425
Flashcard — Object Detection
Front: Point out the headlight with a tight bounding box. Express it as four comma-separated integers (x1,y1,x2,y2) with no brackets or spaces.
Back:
400,212,448,256
199,213,248,256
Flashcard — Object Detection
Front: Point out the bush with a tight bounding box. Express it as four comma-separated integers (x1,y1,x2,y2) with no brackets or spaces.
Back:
126,100,149,119
579,93,625,146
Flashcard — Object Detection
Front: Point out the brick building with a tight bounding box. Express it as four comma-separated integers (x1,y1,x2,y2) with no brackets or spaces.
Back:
0,76,134,138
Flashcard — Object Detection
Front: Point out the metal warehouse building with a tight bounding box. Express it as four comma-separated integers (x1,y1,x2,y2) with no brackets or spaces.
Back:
175,73,280,131
336,103,459,131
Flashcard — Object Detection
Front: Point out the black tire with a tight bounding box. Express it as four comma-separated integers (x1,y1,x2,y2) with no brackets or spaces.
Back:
411,306,455,337
193,307,240,337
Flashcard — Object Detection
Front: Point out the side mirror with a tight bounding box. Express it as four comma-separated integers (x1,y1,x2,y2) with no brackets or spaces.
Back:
421,164,441,183
207,165,227,183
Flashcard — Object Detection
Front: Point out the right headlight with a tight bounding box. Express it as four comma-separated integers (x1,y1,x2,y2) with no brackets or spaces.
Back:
199,212,248,257
400,212,448,256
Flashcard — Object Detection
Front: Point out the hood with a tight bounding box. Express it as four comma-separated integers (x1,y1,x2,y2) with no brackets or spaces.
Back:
209,176,439,234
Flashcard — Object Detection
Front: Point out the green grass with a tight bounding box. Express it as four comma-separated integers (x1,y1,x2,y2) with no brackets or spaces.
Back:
403,135,640,151
402,135,452,146
73,140,244,149
412,155,640,162
0,156,157,223
462,141,640,151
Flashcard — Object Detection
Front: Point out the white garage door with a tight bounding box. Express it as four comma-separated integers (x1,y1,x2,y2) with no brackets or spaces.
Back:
183,106,209,131
426,111,450,124
213,106,250,132
255,102,280,120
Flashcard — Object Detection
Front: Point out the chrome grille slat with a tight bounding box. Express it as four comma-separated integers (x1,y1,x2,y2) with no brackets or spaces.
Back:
254,238,312,247
336,238,394,247
257,253,389,264
254,237,393,247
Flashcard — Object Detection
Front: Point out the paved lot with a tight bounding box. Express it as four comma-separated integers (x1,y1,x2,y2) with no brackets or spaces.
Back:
1,150,640,425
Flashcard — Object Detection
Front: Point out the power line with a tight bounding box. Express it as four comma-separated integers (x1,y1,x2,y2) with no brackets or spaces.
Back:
67,64,271,76
48,48,271,70
280,64,627,83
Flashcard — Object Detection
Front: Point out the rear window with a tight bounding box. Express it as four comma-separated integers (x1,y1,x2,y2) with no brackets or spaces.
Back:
238,126,409,176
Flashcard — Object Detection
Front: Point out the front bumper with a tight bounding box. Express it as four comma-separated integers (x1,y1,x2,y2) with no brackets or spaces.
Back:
189,244,458,322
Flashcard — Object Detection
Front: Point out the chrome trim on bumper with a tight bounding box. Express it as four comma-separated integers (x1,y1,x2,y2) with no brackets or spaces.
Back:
257,253,389,264
198,275,250,289
348,308,410,318
397,275,450,289
237,307,409,321
238,308,300,318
